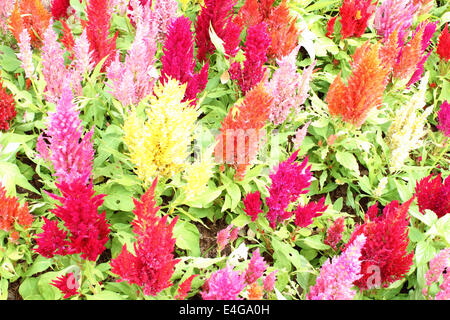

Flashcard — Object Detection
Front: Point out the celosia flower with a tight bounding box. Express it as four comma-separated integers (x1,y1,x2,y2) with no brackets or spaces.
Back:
59,20,75,57
265,46,316,124
161,16,208,104
0,184,33,235
51,273,80,299
265,150,312,229
217,224,239,251
214,83,273,179
326,16,337,39
248,282,264,300
230,22,271,95
9,0,51,47
263,270,277,292
386,73,433,172
35,217,70,258
437,101,450,137
41,20,70,104
415,173,450,218
38,82,94,185
293,121,311,150
425,248,450,288
245,248,268,284
17,29,35,80
183,151,214,201
195,0,242,62
294,197,328,228
0,80,17,131
373,0,416,44
324,217,345,251
326,42,389,127
435,273,450,300
0,0,15,33
413,0,433,16
243,191,263,222
436,23,450,62
175,275,198,300
201,264,246,300
344,199,414,290
152,0,179,43
307,234,366,300
86,0,118,70
70,30,94,95
123,79,199,184
51,0,71,19
111,178,180,296
339,0,376,39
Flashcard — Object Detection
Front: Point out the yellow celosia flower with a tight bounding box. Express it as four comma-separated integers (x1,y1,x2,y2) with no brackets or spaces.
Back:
123,79,199,185
386,73,432,172
183,149,215,201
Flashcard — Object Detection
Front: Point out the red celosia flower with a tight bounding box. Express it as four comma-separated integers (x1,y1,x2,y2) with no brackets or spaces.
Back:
85,0,118,70
110,178,180,296
344,199,414,289
326,42,389,127
214,83,273,179
266,150,312,229
294,197,328,228
35,217,71,258
0,81,17,131
9,0,51,47
59,20,75,58
437,101,450,137
415,173,450,218
161,17,208,104
195,0,242,62
339,0,377,39
324,217,345,250
175,275,198,300
229,22,271,94
0,184,33,235
243,191,263,221
51,0,71,20
51,272,80,299
326,16,337,39
436,23,450,62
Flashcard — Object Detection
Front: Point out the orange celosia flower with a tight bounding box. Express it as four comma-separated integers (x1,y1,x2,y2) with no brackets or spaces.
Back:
378,28,401,73
214,83,273,179
0,185,34,236
326,42,389,127
393,24,424,80
9,0,51,47
248,282,264,300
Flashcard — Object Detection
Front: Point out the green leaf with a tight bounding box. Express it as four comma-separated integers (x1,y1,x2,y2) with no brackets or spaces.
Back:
173,221,200,256
24,256,53,277
19,278,41,300
336,151,360,175
86,291,125,300
226,183,241,210
299,235,330,250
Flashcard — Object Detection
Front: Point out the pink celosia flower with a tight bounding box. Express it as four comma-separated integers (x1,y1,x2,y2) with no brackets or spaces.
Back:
70,30,94,96
373,0,417,44
435,273,450,300
293,121,311,150
51,272,80,299
265,46,316,124
17,28,35,80
201,264,246,300
229,227,240,243
175,275,198,300
324,217,346,250
425,248,450,287
153,0,178,43
307,234,366,300
263,270,277,292
265,150,312,229
245,248,268,284
111,178,180,296
0,0,14,33
436,23,450,62
41,20,70,104
243,191,263,222
415,173,450,218
40,82,94,185
161,16,208,104
437,100,450,137
230,22,271,95
294,197,328,228
216,224,239,251
34,217,70,258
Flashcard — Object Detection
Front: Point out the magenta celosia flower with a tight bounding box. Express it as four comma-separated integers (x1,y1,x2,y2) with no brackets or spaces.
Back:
195,0,242,62
161,16,208,104
265,46,316,124
307,234,366,300
437,100,450,137
265,150,312,229
35,217,70,258
230,22,271,95
263,270,278,292
111,178,180,296
324,217,346,251
17,29,35,80
294,197,328,228
201,264,246,300
39,82,94,185
245,248,268,284
51,272,80,299
243,191,263,222
41,21,70,104
373,0,417,44
415,173,450,219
